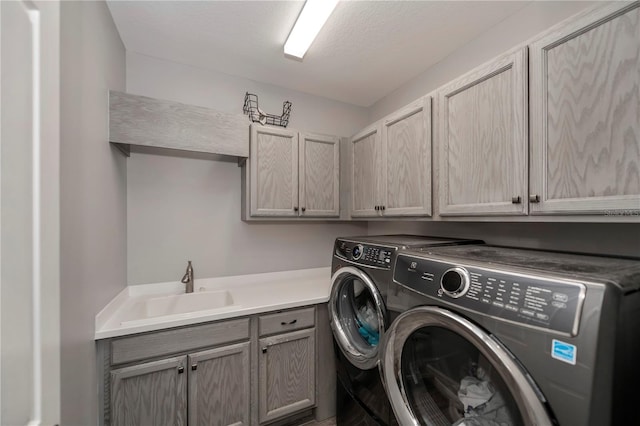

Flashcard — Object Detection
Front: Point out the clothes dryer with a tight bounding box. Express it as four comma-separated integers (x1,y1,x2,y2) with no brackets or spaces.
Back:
381,245,640,426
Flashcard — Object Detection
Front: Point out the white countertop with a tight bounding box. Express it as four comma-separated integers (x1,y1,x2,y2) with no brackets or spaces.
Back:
95,267,332,340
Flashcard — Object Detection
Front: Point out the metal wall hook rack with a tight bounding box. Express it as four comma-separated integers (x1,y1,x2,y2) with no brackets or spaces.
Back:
243,92,292,128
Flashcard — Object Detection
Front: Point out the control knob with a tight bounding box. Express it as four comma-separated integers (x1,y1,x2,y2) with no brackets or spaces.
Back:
352,244,364,261
440,267,470,298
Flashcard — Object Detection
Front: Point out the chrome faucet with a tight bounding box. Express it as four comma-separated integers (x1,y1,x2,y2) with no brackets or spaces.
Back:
181,261,194,293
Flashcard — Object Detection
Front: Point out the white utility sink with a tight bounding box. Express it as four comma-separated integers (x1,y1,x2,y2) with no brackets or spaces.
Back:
145,290,236,318
120,289,240,326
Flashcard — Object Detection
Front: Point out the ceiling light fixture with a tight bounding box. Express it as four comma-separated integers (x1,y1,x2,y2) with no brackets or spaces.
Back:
284,0,339,59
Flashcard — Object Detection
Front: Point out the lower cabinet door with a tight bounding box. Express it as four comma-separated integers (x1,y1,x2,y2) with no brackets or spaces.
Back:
188,342,250,426
258,328,316,423
111,356,187,426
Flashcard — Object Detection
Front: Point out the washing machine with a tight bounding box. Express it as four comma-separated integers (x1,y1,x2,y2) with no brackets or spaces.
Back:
329,235,482,425
380,244,640,426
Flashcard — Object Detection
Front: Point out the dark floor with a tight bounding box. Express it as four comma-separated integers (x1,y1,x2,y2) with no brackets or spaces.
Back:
300,417,337,426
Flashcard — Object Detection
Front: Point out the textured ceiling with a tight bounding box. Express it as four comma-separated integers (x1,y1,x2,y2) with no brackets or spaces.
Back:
107,1,531,106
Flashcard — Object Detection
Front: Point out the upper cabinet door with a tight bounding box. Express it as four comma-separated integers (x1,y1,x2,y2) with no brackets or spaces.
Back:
299,133,340,217
350,124,382,217
381,97,432,217
438,48,528,216
530,3,640,215
250,126,299,217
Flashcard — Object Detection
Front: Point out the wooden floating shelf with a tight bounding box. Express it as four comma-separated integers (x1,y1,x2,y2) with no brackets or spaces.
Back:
109,91,249,158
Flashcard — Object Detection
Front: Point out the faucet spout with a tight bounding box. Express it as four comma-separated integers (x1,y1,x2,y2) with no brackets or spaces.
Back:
181,261,194,293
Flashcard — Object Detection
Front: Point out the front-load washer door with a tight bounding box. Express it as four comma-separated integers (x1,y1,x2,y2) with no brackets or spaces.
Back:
381,306,554,426
329,266,388,370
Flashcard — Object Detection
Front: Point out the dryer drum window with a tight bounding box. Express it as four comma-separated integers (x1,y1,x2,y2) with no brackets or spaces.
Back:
336,276,381,352
401,326,524,426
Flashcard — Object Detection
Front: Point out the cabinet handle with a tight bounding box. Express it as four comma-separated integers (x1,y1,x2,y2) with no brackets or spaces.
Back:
301,207,306,212
262,347,268,354
294,206,299,212
281,319,297,326
191,364,197,371
177,366,184,374
381,205,386,211
529,194,540,203
511,196,522,204
375,205,379,211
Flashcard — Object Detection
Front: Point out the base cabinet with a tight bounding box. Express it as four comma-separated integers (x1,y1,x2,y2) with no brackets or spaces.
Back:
111,356,187,426
109,346,249,426
189,343,250,426
99,307,320,426
258,329,316,423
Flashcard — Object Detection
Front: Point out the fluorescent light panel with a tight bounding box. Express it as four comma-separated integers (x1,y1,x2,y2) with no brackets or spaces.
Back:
284,0,339,59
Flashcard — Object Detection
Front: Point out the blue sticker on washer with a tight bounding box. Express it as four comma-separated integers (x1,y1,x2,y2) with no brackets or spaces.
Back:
552,339,577,365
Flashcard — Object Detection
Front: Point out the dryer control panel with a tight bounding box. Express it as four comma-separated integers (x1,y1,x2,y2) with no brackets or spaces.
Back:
335,240,393,269
394,254,586,336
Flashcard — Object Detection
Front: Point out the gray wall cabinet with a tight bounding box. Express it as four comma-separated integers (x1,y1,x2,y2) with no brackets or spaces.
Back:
344,3,638,222
244,125,341,219
529,2,640,215
258,328,316,424
350,97,433,218
437,47,529,217
381,97,433,217
98,306,325,426
299,133,341,217
350,123,382,218
111,356,187,426
249,126,300,217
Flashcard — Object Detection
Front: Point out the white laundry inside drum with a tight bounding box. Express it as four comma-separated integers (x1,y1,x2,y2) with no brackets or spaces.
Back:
400,326,523,426
453,367,515,426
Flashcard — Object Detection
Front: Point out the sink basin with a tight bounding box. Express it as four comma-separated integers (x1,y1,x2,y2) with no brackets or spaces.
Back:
144,290,236,318
119,288,242,327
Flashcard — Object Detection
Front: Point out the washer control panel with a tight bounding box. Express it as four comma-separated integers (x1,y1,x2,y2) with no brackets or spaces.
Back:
335,240,393,269
394,254,586,335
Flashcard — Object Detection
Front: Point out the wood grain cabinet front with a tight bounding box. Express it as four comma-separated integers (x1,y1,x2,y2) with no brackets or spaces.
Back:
350,123,382,218
108,344,250,426
381,97,432,217
437,48,529,217
110,356,188,426
258,328,316,424
529,2,640,216
188,343,250,426
99,308,323,426
244,125,340,219
350,96,433,218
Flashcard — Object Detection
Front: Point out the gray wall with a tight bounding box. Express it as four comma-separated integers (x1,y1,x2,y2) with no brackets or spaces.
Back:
127,52,369,138
369,1,598,121
368,222,640,258
60,1,126,425
126,53,367,285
